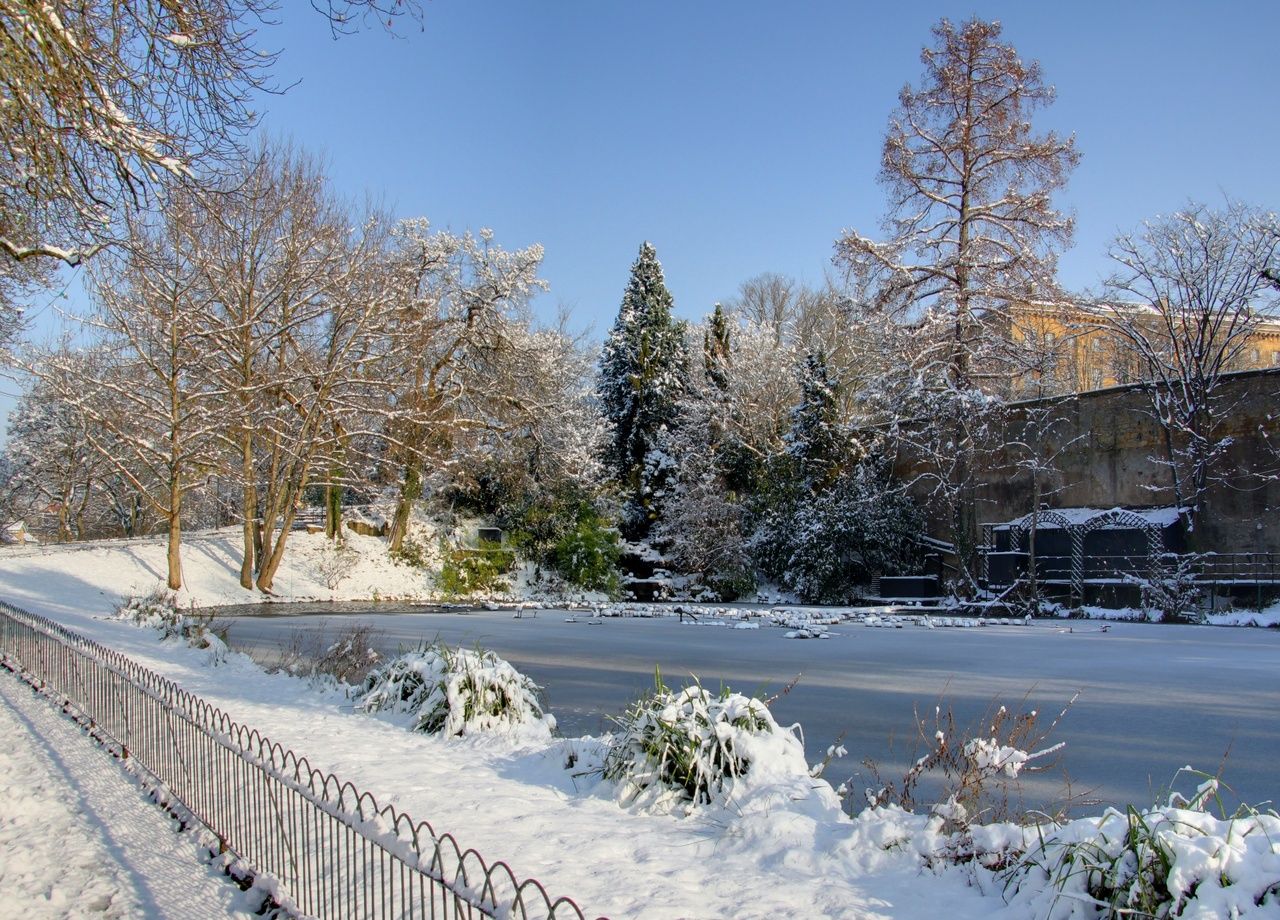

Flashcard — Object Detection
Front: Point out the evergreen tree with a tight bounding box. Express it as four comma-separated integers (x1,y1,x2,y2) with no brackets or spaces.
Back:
785,350,846,491
654,306,756,598
703,302,731,392
598,242,690,540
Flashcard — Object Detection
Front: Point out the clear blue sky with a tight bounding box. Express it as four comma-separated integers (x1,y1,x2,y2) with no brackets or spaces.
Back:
5,1,1278,435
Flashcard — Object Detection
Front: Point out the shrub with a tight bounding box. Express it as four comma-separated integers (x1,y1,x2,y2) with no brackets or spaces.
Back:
436,539,515,597
549,504,620,594
257,622,383,685
353,642,555,739
313,623,381,684
390,534,433,569
117,588,225,654
602,669,808,812
317,537,358,590
861,695,1074,828
1004,770,1280,919
1130,554,1204,624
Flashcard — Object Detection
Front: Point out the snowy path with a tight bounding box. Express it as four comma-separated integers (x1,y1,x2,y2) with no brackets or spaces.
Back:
0,668,261,919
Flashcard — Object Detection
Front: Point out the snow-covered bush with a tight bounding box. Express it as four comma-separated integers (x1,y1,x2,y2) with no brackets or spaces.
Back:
602,670,809,812
1130,554,1204,624
117,588,225,655
117,588,187,638
354,642,555,739
1004,772,1280,919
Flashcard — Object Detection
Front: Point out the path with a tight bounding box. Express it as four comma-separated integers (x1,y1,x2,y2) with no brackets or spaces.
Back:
0,667,263,919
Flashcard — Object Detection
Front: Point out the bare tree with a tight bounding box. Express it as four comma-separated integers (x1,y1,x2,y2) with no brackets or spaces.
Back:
27,200,220,588
380,220,546,552
191,143,394,592
0,0,424,271
1099,201,1280,545
834,17,1079,585
3,347,109,541
0,0,273,267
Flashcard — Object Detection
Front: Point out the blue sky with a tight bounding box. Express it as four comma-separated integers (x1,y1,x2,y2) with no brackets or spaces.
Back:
252,0,1279,332
5,1,1278,435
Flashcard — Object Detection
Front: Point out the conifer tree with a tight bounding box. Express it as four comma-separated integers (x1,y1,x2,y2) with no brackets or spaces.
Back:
834,18,1078,587
598,242,690,540
703,302,732,392
785,350,846,491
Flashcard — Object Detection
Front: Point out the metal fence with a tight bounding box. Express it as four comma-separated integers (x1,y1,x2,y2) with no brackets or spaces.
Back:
0,602,602,920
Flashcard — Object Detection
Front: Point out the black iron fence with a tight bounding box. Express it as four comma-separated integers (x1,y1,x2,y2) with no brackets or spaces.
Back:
0,601,602,920
1196,552,1280,584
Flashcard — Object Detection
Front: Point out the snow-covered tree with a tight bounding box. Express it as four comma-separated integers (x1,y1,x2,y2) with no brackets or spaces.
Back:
785,350,847,492
775,458,921,605
176,142,396,592
833,18,1078,584
27,200,220,588
0,0,424,270
650,307,755,598
747,354,921,603
2,351,109,541
1100,201,1280,545
0,0,272,267
378,219,547,553
598,242,690,540
440,320,612,581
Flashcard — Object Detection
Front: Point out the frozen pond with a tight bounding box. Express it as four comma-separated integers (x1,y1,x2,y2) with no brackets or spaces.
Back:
222,607,1280,814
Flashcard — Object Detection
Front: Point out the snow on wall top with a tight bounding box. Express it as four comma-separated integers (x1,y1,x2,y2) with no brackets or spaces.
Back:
992,506,1187,531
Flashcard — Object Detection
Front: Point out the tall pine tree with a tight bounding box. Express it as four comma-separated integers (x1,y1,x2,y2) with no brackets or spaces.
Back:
598,242,690,540
785,350,846,491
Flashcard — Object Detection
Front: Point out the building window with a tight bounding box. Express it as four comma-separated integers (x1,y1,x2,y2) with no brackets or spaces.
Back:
1272,351,1280,367
1250,348,1261,365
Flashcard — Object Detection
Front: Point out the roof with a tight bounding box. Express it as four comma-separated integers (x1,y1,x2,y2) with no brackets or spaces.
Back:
992,506,1186,531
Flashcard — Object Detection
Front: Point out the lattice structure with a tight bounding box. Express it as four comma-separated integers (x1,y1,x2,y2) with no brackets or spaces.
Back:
1001,508,1169,604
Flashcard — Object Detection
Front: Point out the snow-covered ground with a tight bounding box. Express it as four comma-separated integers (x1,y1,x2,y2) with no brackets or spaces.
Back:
0,669,263,919
1,531,1277,919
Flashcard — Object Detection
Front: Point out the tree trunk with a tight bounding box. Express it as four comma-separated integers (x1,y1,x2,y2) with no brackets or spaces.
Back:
326,481,342,539
387,462,422,553
166,488,183,590
239,433,256,589
255,496,302,593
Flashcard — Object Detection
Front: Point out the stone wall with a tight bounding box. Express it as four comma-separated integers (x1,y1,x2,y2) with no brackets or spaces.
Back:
895,368,1280,555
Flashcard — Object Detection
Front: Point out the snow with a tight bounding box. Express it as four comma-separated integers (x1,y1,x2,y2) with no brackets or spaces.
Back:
1208,600,1280,628
354,643,557,740
1,531,1278,918
0,671,263,918
995,505,1187,530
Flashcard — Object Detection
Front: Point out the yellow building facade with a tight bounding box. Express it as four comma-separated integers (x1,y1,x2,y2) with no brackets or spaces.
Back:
1002,300,1280,398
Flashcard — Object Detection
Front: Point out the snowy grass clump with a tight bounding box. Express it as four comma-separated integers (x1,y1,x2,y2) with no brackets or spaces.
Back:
602,670,810,813
353,642,556,740
116,587,226,657
1004,773,1280,919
